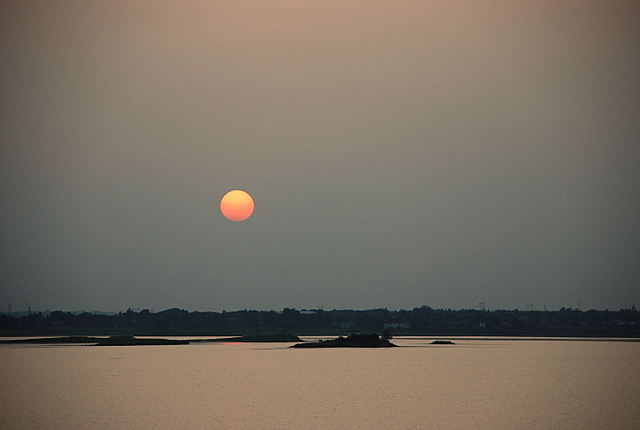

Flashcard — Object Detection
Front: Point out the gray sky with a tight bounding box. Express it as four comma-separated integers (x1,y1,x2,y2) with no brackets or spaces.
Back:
1,1,639,312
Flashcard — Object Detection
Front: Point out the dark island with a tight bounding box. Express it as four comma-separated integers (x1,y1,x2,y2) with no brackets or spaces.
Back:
204,334,302,343
0,335,188,346
95,335,189,346
0,334,302,346
0,336,103,344
291,333,397,348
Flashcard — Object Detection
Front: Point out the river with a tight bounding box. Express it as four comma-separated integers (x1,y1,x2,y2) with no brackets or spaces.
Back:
1,336,638,429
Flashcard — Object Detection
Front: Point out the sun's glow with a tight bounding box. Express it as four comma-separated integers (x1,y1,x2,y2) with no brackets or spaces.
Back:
220,190,254,222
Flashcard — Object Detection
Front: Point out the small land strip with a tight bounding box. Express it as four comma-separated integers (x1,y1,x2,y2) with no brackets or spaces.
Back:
0,335,188,346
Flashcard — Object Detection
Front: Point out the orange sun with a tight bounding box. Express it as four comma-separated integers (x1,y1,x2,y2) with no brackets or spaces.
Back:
220,190,254,222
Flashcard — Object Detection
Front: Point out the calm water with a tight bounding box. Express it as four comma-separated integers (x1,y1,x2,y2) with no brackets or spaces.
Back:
1,337,638,429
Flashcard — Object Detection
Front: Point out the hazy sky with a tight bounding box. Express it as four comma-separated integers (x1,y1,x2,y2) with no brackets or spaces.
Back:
1,1,639,312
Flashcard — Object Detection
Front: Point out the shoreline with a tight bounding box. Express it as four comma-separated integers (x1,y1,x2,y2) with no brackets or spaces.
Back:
1,334,638,345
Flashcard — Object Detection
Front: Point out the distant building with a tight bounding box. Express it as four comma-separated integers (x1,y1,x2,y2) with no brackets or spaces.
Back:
383,322,410,330
332,321,355,329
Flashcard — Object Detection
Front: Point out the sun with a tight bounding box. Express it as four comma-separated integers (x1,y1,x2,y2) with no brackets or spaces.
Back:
220,190,254,222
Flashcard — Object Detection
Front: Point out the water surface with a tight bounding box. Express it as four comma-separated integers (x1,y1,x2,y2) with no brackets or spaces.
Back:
1,337,638,429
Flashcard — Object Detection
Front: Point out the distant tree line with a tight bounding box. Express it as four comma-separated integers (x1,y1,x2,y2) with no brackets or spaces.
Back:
1,306,638,337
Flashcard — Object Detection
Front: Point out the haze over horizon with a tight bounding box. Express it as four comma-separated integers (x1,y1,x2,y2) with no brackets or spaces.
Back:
2,1,639,314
